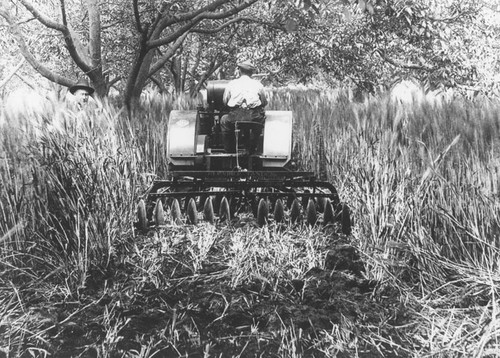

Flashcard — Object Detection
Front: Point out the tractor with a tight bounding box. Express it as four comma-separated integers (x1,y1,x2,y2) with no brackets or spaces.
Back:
136,80,351,233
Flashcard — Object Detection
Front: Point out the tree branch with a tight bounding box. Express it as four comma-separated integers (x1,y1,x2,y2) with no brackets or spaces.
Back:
191,17,243,34
17,0,65,31
149,0,258,48
60,0,68,27
150,75,167,93
376,49,434,71
196,59,223,91
147,32,189,78
106,76,121,90
158,0,230,30
0,58,26,90
147,20,196,49
428,6,479,23
88,0,102,72
17,0,93,74
192,16,282,33
0,7,73,88
133,0,143,33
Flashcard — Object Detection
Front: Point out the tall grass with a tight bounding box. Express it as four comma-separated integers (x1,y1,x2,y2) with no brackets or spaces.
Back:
1,87,500,356
269,89,500,281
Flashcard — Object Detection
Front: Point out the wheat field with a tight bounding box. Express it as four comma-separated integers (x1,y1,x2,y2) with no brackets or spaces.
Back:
1,87,499,357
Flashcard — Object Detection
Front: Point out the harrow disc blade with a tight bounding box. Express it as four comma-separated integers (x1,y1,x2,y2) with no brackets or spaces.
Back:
301,190,310,210
203,196,215,224
306,198,317,226
229,196,238,219
171,199,182,225
257,198,269,227
213,194,223,214
317,197,326,213
154,199,165,226
341,203,352,235
273,199,285,223
137,199,148,232
219,196,231,222
186,198,198,225
290,199,301,224
251,198,259,218
199,194,208,211
323,198,334,226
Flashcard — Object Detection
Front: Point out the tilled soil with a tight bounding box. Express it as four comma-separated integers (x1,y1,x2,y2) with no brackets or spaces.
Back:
7,225,412,358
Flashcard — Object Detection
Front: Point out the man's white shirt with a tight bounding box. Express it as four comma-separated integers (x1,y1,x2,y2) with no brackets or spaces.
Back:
223,75,265,108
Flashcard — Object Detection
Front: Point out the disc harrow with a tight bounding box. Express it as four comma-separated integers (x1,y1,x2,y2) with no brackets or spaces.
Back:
136,170,351,234
136,80,352,235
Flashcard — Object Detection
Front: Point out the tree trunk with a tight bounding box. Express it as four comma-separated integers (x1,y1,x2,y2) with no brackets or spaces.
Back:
123,42,153,109
170,56,182,94
87,0,107,97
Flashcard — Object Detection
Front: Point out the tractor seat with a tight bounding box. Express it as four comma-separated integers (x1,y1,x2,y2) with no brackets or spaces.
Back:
235,121,263,131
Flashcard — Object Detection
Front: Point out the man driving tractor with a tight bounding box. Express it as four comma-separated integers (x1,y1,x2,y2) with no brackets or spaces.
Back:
220,60,268,154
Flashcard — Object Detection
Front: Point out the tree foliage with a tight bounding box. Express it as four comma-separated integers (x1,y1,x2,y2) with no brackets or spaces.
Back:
253,0,496,94
0,0,498,103
0,0,260,106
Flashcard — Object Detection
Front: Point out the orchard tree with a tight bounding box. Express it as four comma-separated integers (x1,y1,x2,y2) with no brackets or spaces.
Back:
0,0,260,107
253,0,490,92
0,0,497,103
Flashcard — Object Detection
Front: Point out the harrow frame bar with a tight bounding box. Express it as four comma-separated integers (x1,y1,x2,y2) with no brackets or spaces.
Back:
144,171,341,203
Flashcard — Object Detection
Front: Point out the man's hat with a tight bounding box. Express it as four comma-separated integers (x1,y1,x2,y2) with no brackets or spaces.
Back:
70,77,95,95
237,60,256,72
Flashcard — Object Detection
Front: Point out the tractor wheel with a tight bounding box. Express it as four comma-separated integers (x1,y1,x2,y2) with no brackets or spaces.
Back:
306,198,317,226
219,196,231,222
290,199,301,224
257,198,269,227
273,199,285,223
171,199,182,225
341,203,352,235
186,198,198,225
154,199,165,226
203,196,215,224
137,199,148,232
323,198,335,226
